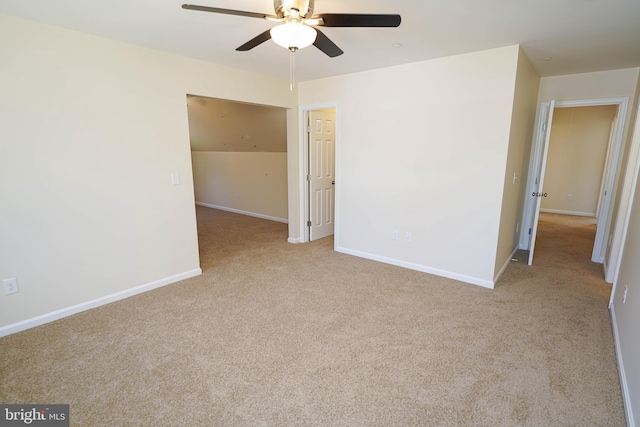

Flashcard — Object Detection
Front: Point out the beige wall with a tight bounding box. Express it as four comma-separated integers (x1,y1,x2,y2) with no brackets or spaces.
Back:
494,49,540,279
541,106,618,216
192,152,288,221
299,46,522,287
0,14,296,332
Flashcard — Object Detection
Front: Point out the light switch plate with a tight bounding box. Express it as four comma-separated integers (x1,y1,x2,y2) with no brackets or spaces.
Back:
171,172,180,186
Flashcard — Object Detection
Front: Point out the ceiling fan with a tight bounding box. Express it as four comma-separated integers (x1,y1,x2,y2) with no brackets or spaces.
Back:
182,0,402,57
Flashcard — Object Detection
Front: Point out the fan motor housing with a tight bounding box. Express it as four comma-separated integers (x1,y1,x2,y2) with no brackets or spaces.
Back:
274,0,314,18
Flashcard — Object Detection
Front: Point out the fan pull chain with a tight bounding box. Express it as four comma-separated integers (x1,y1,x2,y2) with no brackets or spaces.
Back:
289,48,295,91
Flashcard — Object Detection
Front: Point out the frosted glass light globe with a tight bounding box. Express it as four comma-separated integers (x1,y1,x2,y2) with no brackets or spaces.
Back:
270,22,317,50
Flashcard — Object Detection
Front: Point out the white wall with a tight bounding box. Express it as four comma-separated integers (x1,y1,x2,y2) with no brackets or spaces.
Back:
494,48,540,279
0,14,296,333
192,152,288,222
299,46,522,287
610,102,640,427
541,106,618,216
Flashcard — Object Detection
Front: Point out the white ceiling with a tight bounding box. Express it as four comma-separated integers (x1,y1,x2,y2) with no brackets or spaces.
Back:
1,0,639,82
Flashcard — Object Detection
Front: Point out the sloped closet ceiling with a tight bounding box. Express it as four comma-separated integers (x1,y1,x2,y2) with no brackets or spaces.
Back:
187,95,287,152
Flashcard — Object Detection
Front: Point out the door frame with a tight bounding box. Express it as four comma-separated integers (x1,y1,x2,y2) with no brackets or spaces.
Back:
609,99,640,307
521,101,551,253
520,97,629,278
298,103,340,244
595,118,618,220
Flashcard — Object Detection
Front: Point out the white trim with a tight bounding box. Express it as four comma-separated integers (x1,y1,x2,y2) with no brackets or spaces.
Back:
494,246,519,284
335,246,494,289
596,118,617,219
298,107,308,243
539,208,596,217
0,268,202,338
287,237,303,244
610,305,636,427
195,202,288,224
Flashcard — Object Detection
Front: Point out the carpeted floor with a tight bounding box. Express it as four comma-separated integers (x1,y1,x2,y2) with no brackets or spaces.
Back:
0,208,626,426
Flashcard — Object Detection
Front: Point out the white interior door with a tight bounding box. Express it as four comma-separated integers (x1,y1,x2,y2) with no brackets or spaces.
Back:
308,109,335,241
528,100,556,265
595,118,617,220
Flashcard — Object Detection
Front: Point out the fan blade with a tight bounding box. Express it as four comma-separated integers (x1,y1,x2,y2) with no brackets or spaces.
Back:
182,4,272,20
313,13,401,27
236,30,272,51
313,29,344,58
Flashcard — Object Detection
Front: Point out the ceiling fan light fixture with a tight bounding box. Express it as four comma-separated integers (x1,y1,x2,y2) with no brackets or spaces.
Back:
270,21,317,51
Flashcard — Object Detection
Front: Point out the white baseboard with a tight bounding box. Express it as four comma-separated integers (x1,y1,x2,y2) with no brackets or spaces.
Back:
494,246,519,284
196,202,288,224
610,304,636,427
287,237,303,244
539,208,596,217
335,246,494,289
0,268,202,338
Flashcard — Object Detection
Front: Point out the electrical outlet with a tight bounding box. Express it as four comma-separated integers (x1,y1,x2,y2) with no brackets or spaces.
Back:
623,286,628,304
405,232,412,242
566,194,572,201
392,230,398,241
3,278,18,295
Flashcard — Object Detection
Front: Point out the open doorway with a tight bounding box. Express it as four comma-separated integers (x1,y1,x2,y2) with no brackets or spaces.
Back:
522,97,629,283
533,105,618,265
186,95,289,223
185,94,290,268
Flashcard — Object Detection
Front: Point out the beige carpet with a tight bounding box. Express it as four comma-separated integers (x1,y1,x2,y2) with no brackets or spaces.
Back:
0,208,626,426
